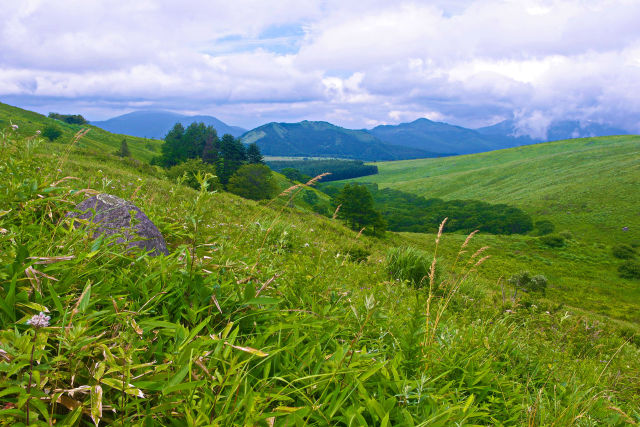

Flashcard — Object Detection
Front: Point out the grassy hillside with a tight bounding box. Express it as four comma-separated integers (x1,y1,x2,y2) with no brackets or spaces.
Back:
351,136,640,322
0,102,162,162
0,118,639,424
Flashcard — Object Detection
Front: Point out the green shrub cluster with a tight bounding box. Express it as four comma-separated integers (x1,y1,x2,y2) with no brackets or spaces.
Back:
386,246,440,288
166,158,220,191
612,244,636,260
539,234,566,248
508,270,549,295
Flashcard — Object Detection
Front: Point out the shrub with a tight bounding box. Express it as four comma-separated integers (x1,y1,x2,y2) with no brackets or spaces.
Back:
227,164,279,201
386,246,440,288
534,219,555,235
618,260,640,280
539,234,565,248
345,246,370,263
42,125,62,141
508,271,548,294
612,244,636,260
166,158,220,191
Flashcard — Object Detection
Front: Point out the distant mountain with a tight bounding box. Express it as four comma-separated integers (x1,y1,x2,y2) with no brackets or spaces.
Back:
476,119,629,143
241,121,437,161
367,118,511,155
91,111,246,139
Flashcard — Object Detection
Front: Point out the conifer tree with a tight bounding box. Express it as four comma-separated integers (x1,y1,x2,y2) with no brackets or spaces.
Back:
115,139,131,157
246,142,264,164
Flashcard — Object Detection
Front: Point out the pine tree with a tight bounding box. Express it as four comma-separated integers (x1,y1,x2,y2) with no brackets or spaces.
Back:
218,134,248,185
115,139,131,157
246,142,264,164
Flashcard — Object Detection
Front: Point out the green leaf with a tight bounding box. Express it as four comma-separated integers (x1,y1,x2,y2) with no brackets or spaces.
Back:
47,282,64,315
243,297,280,306
163,363,191,393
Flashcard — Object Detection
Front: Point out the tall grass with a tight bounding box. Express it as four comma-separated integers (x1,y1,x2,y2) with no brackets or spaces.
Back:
0,127,638,425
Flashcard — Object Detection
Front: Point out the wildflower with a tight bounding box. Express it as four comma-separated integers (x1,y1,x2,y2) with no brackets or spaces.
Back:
10,124,18,131
304,243,310,247
622,226,629,231
35,130,41,135
26,312,50,328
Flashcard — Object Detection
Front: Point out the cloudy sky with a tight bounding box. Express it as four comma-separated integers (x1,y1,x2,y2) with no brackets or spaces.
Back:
2,0,640,135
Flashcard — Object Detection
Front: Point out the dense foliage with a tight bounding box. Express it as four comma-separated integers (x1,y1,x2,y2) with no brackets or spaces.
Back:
166,158,220,191
47,112,88,125
323,183,533,235
331,183,386,236
153,122,267,190
267,159,378,182
227,164,279,200
508,271,548,295
42,125,62,142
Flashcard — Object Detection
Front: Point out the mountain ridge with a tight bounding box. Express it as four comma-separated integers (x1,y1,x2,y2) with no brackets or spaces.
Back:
241,120,443,161
91,110,246,139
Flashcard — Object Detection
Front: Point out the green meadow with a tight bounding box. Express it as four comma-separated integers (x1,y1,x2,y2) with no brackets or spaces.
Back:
352,136,640,323
0,108,639,425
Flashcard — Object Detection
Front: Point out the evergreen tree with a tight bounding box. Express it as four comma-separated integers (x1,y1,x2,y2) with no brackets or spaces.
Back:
246,142,264,164
156,123,186,167
115,139,131,157
218,134,247,185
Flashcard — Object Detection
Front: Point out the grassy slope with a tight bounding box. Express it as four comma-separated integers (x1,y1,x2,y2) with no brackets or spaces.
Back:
353,136,640,322
0,102,162,162
1,115,639,424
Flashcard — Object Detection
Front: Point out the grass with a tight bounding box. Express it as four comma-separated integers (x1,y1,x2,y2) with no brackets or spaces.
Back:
0,102,162,162
0,114,639,425
351,136,640,323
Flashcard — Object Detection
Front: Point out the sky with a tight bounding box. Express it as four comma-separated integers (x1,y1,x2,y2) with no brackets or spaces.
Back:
1,0,640,137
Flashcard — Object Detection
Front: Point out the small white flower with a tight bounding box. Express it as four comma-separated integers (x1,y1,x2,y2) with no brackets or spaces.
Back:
26,312,51,328
10,124,18,131
35,130,41,135
304,243,310,247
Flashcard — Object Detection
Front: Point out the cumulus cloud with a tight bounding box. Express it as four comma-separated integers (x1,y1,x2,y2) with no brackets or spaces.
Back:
1,0,639,133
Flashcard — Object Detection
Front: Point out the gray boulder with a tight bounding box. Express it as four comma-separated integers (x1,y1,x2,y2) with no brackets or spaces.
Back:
67,193,169,256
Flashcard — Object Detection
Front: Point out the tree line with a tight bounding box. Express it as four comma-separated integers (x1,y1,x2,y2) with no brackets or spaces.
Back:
267,159,378,182
321,183,534,235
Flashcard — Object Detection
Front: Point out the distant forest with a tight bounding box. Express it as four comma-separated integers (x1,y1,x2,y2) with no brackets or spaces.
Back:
267,159,378,182
321,183,534,235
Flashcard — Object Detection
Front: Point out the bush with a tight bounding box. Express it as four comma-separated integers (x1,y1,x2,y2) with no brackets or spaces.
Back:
508,271,548,294
166,159,220,191
42,125,62,142
345,246,371,263
612,244,636,260
386,246,440,288
539,234,565,248
618,260,640,280
534,220,555,235
227,164,279,201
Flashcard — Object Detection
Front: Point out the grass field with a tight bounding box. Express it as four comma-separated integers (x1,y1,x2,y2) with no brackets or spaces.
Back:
351,136,640,323
1,109,639,424
0,102,162,162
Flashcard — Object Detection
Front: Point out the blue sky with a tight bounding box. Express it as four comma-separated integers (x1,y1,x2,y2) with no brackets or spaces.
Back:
1,0,639,137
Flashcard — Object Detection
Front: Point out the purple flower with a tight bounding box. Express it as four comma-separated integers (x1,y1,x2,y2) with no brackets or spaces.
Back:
10,124,18,131
622,227,629,232
26,312,50,328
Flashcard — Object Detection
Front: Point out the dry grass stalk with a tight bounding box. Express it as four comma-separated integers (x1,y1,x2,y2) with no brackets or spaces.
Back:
56,128,90,178
305,172,331,187
423,217,447,352
332,204,342,220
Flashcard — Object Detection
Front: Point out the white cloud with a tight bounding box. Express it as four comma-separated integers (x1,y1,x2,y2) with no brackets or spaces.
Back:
1,0,639,133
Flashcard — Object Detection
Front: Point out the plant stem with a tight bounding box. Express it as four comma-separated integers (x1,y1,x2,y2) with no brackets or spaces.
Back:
26,329,37,425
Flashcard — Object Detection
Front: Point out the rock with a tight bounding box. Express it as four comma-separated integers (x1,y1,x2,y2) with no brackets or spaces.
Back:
67,193,169,256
